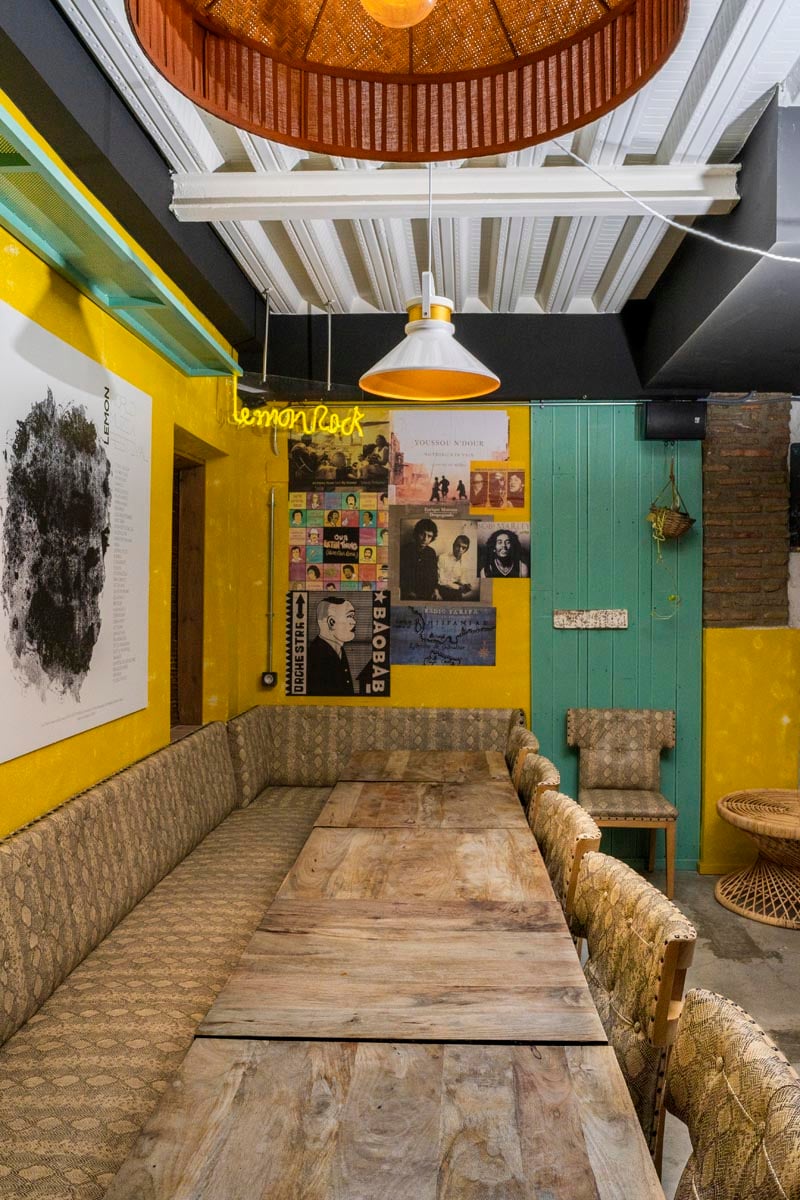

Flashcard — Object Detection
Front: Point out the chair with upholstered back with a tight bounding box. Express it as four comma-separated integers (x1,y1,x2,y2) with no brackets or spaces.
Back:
516,753,561,818
571,850,696,1169
530,791,601,919
566,707,678,898
505,725,540,782
665,989,800,1200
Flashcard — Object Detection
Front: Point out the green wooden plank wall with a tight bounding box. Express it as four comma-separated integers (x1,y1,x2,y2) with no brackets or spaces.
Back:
530,405,703,869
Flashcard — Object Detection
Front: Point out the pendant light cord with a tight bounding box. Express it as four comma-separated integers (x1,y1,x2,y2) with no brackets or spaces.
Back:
427,161,433,277
326,302,332,392
554,139,800,266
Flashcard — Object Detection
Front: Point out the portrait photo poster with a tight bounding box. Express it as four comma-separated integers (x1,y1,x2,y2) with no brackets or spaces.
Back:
286,589,390,697
389,410,508,504
476,521,531,579
287,409,390,493
469,461,527,512
389,505,492,606
0,298,151,764
391,605,497,667
288,489,389,590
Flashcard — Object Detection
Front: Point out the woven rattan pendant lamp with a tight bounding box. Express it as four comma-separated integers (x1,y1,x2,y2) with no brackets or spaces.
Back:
127,0,688,163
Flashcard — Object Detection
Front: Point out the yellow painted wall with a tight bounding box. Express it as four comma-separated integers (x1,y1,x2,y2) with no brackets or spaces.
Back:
700,627,800,872
0,95,244,838
232,408,532,717
0,94,532,837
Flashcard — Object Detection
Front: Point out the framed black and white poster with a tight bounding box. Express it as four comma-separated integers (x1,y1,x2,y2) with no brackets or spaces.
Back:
389,505,492,605
286,590,390,697
0,300,151,764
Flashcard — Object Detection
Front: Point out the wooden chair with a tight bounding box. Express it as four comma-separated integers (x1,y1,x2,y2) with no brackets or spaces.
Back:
530,791,600,919
504,725,539,782
571,850,696,1170
516,752,560,818
566,707,678,898
665,989,800,1199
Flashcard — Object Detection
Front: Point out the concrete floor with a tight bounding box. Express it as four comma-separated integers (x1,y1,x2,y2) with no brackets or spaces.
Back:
652,870,800,1199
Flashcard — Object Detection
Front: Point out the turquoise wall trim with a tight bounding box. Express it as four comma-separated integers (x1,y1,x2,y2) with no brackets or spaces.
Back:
531,404,703,869
0,106,241,377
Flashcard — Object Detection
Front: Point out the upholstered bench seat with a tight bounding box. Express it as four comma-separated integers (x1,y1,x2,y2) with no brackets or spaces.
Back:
0,792,327,1200
0,705,523,1200
248,784,332,812
579,788,678,822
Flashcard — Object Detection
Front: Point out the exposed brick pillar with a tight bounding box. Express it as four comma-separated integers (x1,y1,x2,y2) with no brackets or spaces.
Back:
703,400,790,627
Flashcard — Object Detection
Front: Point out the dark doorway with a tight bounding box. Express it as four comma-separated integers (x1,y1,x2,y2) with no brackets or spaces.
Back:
171,452,205,736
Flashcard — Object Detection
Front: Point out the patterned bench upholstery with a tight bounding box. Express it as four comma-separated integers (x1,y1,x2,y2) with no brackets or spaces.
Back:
0,723,328,1200
226,704,525,797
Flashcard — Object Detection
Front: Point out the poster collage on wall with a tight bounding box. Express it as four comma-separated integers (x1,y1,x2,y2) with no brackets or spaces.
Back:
285,409,530,696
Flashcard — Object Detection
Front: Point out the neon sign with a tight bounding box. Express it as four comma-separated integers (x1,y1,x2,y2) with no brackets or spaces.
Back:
231,391,365,439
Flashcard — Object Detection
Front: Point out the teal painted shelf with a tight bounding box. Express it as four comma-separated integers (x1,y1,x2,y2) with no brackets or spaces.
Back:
0,111,240,378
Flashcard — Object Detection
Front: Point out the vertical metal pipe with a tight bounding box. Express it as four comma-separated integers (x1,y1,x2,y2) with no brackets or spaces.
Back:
261,289,270,384
266,485,275,673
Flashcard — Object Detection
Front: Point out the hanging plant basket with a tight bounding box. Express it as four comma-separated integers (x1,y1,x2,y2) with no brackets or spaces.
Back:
647,460,695,541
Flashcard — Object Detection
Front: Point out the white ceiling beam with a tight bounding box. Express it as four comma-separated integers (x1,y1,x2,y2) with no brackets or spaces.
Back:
593,217,674,312
385,219,419,304
237,131,308,173
593,0,800,313
456,218,483,311
284,221,361,314
214,223,304,315
171,165,739,223
57,0,223,172
352,219,405,311
513,219,553,313
489,218,538,313
502,143,551,168
660,0,800,163
545,216,609,313
432,220,458,306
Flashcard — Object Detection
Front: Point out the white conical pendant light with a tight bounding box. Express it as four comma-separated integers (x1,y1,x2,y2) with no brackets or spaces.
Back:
360,168,500,402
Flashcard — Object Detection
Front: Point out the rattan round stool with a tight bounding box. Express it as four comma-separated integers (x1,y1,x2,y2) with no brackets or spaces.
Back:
715,790,800,929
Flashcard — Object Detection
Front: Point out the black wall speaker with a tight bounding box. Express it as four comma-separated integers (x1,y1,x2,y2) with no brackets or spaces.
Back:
643,400,707,440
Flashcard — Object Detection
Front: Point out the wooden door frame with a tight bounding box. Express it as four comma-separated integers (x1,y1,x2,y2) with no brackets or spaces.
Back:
172,453,205,726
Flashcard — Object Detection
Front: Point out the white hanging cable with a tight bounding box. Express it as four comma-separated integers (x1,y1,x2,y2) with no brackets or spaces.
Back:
326,302,332,393
553,139,800,267
427,161,433,277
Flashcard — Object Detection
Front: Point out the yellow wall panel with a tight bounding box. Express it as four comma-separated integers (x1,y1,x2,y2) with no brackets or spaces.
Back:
0,231,532,837
0,225,238,838
231,408,531,718
701,627,800,873
0,94,531,840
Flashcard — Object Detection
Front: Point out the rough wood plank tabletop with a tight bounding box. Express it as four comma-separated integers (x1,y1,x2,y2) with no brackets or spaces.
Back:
199,917,605,1042
315,779,528,829
104,1039,665,1200
338,749,510,783
275,827,551,902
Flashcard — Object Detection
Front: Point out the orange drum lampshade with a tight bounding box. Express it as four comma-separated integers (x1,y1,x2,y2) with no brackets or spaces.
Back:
126,0,689,162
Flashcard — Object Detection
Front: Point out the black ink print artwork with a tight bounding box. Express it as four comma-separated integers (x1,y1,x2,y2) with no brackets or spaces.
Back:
2,390,111,699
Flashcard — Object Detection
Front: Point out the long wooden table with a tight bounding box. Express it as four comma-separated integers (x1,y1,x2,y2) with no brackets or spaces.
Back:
338,748,510,783
315,778,530,829
199,897,603,1041
105,748,665,1199
105,1039,664,1200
